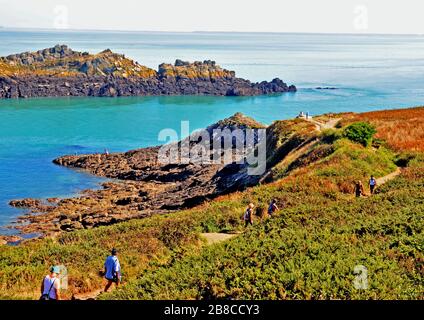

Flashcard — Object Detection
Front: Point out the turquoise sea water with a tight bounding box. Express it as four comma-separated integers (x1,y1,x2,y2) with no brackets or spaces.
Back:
1,30,424,233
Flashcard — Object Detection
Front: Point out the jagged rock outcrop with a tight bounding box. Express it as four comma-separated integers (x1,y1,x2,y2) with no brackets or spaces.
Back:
9,198,43,208
12,113,268,235
10,113,326,236
54,112,265,191
0,45,296,98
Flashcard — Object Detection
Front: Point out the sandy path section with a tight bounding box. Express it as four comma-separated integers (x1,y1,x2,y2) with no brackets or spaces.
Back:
376,167,402,186
306,117,341,131
200,232,238,245
72,288,104,300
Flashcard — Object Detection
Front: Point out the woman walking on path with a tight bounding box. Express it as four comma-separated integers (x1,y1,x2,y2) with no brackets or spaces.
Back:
40,266,61,300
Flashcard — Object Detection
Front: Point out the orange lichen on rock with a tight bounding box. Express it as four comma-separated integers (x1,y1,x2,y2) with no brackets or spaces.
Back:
1,45,157,78
0,45,296,98
1,46,230,80
158,59,235,79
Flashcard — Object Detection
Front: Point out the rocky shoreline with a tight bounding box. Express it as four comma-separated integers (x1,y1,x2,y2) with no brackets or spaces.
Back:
5,112,321,240
7,113,268,237
0,45,296,98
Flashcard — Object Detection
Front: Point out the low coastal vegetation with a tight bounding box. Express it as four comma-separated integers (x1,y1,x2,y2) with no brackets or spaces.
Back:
0,107,422,299
105,160,423,299
339,107,424,152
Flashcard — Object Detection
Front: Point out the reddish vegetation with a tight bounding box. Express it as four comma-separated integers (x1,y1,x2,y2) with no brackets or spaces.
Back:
341,107,424,152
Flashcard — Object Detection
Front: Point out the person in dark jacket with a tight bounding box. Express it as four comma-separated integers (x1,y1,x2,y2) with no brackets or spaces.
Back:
242,203,254,227
355,180,365,197
267,199,279,217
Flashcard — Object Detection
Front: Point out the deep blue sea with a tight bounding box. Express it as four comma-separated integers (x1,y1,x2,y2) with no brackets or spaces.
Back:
1,29,424,233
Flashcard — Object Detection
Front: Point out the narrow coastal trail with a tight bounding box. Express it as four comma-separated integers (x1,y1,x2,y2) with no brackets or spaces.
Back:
352,167,402,199
200,232,238,245
306,117,341,131
376,167,402,186
72,288,103,300
303,116,403,191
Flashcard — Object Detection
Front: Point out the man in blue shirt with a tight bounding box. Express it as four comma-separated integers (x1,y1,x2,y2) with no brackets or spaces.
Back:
104,248,121,292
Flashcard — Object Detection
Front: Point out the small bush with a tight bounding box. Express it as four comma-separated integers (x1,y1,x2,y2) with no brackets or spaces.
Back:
343,122,377,147
394,153,418,168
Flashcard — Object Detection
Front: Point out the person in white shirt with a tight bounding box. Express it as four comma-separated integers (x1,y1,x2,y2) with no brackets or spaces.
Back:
40,266,61,300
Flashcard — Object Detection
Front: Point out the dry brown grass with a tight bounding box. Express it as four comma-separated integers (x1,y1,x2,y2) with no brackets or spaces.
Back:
339,107,424,152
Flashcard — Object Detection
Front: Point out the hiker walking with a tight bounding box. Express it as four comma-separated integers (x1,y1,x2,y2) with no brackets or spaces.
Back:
355,180,365,197
369,175,377,194
40,266,61,300
104,248,121,292
242,203,254,227
267,199,279,217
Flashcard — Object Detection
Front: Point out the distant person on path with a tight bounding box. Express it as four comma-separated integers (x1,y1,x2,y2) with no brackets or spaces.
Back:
355,180,365,197
369,175,377,194
243,203,254,227
40,266,61,300
267,199,279,217
104,248,121,292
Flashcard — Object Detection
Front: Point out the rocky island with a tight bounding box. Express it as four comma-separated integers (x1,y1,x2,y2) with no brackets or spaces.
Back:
0,45,296,98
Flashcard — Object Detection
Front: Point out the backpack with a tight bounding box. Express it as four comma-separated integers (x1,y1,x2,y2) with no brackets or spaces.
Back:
244,209,251,221
40,277,56,300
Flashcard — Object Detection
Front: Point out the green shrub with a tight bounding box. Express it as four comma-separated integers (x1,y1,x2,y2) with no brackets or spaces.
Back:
343,122,376,147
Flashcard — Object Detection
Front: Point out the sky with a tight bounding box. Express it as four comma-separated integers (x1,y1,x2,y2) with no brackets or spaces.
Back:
0,0,423,34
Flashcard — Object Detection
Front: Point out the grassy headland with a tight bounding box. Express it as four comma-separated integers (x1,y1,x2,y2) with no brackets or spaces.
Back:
0,107,423,300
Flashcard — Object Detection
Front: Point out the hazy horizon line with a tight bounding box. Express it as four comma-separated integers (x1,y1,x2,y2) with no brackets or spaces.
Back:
1,26,423,37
